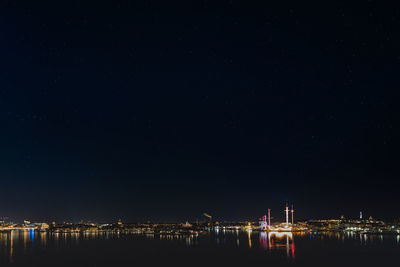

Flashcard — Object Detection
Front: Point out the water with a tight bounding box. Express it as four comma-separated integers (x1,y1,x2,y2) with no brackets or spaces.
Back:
0,230,399,266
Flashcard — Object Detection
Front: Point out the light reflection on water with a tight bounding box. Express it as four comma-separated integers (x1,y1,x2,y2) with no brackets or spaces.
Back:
0,230,118,264
0,230,399,264
258,231,295,259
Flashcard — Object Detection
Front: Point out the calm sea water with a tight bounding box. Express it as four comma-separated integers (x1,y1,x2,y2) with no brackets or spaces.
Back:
0,230,399,266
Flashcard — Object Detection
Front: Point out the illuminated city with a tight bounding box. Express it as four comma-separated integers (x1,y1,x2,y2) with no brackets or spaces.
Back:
0,204,399,235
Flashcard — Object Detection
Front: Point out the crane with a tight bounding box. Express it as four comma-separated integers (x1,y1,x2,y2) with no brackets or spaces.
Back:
203,213,212,220
203,213,213,228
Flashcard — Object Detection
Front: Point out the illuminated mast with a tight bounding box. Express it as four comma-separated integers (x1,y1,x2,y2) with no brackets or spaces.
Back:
263,215,267,230
285,203,289,227
291,205,294,225
268,209,271,229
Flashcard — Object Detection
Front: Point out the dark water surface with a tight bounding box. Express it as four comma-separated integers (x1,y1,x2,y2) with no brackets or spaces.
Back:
0,230,399,266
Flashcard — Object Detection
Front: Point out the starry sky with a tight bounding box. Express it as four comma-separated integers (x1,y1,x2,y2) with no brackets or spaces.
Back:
1,1,399,222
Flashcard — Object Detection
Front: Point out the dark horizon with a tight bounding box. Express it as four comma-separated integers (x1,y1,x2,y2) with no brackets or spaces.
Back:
1,1,399,222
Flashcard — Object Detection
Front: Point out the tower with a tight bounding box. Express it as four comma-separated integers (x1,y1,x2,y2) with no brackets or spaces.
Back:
268,209,271,228
360,211,362,220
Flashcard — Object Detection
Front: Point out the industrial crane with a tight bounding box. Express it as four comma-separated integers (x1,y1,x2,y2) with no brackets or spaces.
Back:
203,213,213,227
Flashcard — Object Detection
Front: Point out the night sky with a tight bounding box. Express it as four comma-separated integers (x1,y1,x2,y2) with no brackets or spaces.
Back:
1,1,399,222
